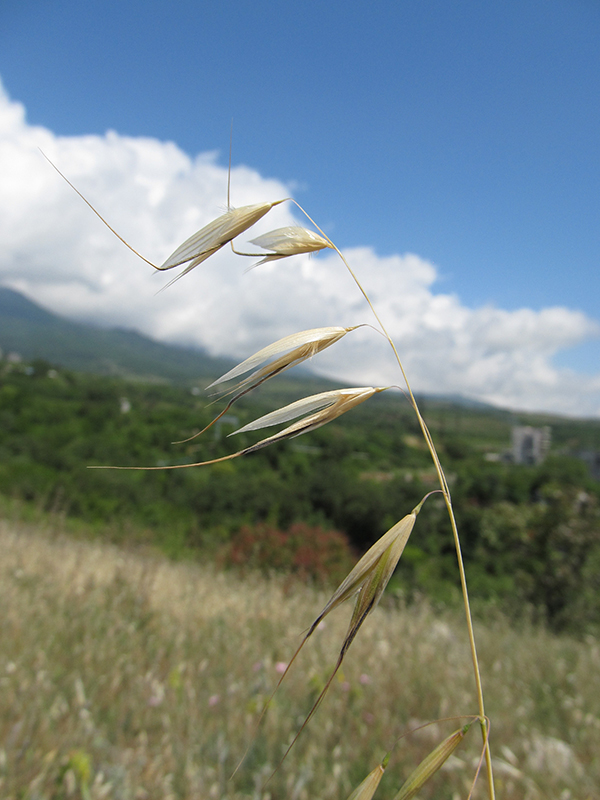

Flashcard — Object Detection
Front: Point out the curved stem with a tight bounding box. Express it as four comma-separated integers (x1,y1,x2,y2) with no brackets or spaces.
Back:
290,201,495,799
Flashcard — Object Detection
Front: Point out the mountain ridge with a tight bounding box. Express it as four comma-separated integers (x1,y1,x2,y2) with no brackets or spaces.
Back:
0,286,520,417
0,286,235,384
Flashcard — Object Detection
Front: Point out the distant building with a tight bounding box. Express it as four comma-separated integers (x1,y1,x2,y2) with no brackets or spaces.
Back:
512,426,551,465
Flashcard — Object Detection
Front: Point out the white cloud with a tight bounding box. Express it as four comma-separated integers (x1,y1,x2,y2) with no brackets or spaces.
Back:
1,78,599,417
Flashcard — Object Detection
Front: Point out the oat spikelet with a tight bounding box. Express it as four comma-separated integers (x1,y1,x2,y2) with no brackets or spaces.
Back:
158,200,287,287
393,723,472,800
208,327,359,391
346,755,389,800
91,386,386,470
231,386,387,441
249,225,332,265
263,497,432,779
40,150,286,286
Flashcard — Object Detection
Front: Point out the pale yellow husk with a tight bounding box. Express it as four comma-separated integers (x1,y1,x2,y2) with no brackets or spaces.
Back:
249,225,332,264
208,326,359,391
175,328,364,444
157,200,286,285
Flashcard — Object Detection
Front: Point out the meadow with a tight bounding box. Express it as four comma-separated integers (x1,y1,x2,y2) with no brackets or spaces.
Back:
1,514,598,800
4,154,600,800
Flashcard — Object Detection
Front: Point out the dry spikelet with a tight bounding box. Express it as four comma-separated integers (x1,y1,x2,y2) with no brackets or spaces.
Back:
231,386,388,442
346,755,389,800
208,326,359,391
248,225,332,265
307,501,424,630
157,200,287,287
40,150,287,287
91,386,386,471
393,723,472,800
177,326,364,443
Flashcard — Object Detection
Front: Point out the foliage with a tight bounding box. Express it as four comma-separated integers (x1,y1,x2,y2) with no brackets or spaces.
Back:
1,521,598,799
1,355,600,630
218,521,357,585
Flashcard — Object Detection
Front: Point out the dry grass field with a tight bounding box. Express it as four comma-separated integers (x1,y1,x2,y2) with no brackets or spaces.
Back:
1,516,598,799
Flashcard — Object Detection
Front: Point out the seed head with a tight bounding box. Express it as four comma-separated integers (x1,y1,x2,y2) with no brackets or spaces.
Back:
393,724,472,800
309,499,427,632
346,759,388,800
158,200,286,285
249,226,332,265
230,386,388,453
93,386,386,471
266,499,430,773
208,326,359,392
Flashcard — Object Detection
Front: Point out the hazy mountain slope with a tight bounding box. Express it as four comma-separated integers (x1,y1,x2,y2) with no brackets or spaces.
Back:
0,286,233,383
0,286,509,414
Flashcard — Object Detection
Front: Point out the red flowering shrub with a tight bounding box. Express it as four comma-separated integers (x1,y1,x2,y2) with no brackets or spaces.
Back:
219,522,356,585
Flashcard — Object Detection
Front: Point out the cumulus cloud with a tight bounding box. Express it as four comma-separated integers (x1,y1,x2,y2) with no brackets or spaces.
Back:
1,78,599,417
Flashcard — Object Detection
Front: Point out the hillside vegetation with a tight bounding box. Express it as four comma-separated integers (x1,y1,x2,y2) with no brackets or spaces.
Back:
1,353,600,633
1,518,599,800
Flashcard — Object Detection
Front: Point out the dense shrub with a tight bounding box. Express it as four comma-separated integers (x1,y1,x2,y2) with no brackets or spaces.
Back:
218,522,357,585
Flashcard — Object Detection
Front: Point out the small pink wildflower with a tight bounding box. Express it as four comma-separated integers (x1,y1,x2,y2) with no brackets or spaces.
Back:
275,661,288,674
208,694,220,707
359,673,372,685
341,681,351,692
147,695,163,707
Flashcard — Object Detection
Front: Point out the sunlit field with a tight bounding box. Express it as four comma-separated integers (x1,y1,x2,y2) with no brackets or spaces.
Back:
1,517,598,800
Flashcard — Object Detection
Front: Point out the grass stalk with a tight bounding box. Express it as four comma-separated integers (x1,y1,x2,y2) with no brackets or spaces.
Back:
291,200,496,799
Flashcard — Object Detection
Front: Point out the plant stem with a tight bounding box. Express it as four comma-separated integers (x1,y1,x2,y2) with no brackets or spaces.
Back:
292,201,496,799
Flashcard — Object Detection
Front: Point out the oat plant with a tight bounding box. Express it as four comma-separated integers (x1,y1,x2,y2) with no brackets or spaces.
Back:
49,148,496,799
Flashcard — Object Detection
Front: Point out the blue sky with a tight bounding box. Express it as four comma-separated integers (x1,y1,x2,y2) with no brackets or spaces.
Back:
1,0,599,415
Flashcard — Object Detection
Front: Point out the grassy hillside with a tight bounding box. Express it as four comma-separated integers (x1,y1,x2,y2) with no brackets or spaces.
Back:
1,518,598,800
2,350,600,633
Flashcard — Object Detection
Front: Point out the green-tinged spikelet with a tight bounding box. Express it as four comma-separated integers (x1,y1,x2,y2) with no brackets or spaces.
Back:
260,498,432,775
393,724,472,800
309,494,431,631
346,754,389,800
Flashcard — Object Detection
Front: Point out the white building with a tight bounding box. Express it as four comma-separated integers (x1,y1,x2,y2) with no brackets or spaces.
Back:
512,426,551,465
